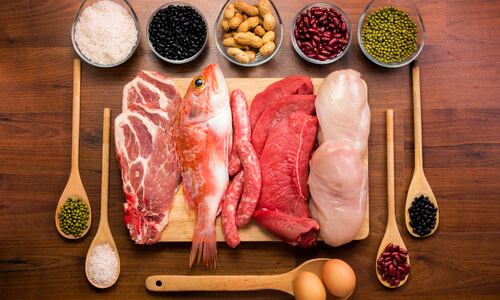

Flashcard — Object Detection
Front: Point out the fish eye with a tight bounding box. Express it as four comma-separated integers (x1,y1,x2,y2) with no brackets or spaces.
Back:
192,76,206,90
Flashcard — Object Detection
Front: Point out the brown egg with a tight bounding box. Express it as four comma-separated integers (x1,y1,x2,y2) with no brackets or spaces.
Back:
321,259,356,297
293,271,326,300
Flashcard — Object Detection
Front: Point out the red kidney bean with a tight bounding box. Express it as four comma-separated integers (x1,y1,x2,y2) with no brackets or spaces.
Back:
338,39,348,45
382,273,387,280
298,22,304,29
318,14,327,22
400,253,407,262
392,245,400,252
405,263,410,274
401,273,406,281
333,17,340,26
312,35,321,43
320,49,330,56
395,279,400,286
316,54,327,61
399,248,408,255
382,252,391,257
341,21,346,32
327,38,337,46
390,278,396,286
377,265,384,275
396,271,401,279
394,254,403,264
301,11,306,17
321,36,330,43
377,257,384,265
324,45,334,51
307,53,317,58
297,40,302,48
388,264,395,276
334,33,343,38
307,10,312,18
311,6,320,11
308,28,319,35
328,54,336,59
296,17,302,26
383,261,392,268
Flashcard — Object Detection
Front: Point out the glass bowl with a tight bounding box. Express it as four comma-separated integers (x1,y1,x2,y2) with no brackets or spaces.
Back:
214,0,283,67
71,0,140,68
291,3,352,65
147,2,208,64
358,0,425,68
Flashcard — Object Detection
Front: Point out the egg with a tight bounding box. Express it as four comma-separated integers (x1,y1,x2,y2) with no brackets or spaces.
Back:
321,259,356,297
293,271,326,300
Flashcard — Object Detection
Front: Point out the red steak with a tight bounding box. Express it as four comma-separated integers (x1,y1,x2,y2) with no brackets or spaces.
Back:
251,94,316,156
249,76,313,131
253,112,319,247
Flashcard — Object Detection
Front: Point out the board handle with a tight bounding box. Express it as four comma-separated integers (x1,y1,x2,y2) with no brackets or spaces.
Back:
145,274,290,294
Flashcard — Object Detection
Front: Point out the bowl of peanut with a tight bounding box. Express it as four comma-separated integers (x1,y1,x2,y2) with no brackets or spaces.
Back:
215,0,283,66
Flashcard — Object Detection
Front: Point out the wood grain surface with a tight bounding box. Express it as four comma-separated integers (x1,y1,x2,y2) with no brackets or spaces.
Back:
161,78,369,242
1,0,499,299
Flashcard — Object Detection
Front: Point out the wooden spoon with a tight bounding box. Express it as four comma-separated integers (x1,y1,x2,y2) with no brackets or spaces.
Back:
375,110,410,288
145,258,352,299
55,59,91,239
85,108,120,288
405,61,439,238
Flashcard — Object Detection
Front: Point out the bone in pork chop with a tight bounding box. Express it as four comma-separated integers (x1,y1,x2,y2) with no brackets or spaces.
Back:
115,71,181,245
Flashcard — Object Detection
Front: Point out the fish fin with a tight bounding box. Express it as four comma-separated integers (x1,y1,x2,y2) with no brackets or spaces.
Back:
189,224,218,268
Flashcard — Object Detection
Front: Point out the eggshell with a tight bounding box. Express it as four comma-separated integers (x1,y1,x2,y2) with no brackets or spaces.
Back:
293,271,326,300
321,259,356,297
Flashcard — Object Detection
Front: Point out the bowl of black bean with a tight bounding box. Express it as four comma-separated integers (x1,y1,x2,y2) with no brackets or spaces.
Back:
147,2,208,64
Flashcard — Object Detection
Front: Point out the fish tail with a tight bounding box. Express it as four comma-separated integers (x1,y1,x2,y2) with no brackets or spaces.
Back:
189,223,218,268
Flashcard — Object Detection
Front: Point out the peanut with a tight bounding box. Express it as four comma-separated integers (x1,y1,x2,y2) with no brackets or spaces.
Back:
234,1,259,17
259,41,275,56
244,50,257,61
254,25,265,37
224,4,235,19
237,16,259,32
234,32,263,48
222,19,230,32
229,12,244,29
259,0,275,31
261,30,275,44
223,37,250,50
224,32,233,39
227,47,250,64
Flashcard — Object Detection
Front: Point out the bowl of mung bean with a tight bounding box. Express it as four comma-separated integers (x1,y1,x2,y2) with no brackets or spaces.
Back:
357,0,425,68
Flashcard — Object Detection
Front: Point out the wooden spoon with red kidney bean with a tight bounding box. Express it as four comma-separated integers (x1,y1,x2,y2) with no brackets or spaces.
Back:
375,110,410,288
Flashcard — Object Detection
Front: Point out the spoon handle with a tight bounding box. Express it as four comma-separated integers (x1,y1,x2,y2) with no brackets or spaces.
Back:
412,61,424,172
99,108,111,228
71,59,81,172
387,110,396,225
145,273,290,294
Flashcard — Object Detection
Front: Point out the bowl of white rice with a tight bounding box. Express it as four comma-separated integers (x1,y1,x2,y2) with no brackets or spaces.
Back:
72,0,140,67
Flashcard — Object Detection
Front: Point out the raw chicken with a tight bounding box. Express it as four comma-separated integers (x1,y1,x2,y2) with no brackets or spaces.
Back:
315,69,370,157
308,140,367,247
174,64,232,268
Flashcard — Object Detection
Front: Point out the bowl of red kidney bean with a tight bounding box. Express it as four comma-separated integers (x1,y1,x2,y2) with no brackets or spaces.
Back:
147,2,208,64
291,3,352,64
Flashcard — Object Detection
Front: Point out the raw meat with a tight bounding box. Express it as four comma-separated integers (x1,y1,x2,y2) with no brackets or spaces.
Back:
315,69,370,157
308,140,368,247
115,70,182,245
122,70,181,119
115,104,181,245
253,112,319,247
174,64,232,267
251,94,316,155
249,76,314,131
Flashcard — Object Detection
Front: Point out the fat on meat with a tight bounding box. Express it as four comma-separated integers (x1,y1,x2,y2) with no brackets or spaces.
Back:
315,69,370,157
253,112,319,248
308,140,367,247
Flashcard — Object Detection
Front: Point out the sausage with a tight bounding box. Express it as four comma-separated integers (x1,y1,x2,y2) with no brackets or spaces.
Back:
221,171,244,248
228,89,251,176
235,139,261,227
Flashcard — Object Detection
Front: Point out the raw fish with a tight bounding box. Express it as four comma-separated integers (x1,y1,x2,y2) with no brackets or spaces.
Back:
174,64,232,267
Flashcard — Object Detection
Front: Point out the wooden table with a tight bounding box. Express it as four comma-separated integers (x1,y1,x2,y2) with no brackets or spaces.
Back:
1,0,499,298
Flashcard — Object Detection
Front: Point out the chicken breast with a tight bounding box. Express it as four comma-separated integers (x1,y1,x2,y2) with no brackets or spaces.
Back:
308,140,367,247
315,69,370,157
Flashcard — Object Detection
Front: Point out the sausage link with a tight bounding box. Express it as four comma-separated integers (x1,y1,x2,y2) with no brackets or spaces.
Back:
228,89,251,177
221,171,244,248
235,140,261,227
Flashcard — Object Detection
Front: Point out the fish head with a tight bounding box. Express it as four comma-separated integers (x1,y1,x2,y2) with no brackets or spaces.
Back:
178,64,229,125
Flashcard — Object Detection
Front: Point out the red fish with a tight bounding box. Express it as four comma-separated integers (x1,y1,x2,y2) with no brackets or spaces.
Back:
174,64,232,267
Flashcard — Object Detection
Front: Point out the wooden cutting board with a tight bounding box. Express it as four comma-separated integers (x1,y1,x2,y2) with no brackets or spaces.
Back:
159,78,369,242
